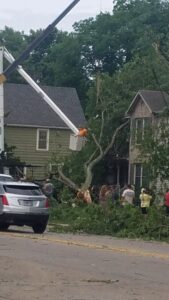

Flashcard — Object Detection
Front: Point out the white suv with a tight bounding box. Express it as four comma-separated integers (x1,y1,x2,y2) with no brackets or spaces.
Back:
0,181,49,233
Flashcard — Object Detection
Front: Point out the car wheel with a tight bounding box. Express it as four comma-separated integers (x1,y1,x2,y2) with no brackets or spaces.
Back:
0,223,10,231
32,223,47,234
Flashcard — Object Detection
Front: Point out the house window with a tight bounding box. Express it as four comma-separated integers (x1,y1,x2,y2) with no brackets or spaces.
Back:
133,164,148,191
135,119,143,144
134,164,142,190
134,117,151,144
36,129,49,151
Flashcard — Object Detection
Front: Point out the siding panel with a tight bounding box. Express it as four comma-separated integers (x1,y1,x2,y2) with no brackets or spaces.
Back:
132,98,152,118
5,126,71,180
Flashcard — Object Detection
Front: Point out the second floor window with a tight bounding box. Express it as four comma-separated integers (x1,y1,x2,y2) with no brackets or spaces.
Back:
132,118,151,145
36,129,49,151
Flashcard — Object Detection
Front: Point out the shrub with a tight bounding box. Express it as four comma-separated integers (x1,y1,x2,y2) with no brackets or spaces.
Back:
49,203,169,242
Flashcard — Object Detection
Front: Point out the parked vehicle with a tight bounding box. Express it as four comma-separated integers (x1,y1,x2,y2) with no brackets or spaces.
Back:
0,181,49,233
0,174,14,182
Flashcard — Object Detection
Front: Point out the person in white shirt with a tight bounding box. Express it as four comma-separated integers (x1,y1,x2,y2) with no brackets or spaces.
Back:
121,184,135,205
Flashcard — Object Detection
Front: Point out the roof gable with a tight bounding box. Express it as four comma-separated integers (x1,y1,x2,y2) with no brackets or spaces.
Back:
4,83,86,128
126,90,169,116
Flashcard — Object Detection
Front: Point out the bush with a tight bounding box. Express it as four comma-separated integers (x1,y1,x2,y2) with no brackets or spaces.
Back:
49,203,169,242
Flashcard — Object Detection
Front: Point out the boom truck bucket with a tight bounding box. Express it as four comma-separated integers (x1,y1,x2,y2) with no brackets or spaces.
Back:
0,0,87,151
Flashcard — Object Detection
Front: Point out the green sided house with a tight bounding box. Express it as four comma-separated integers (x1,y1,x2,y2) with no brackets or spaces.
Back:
3,83,86,180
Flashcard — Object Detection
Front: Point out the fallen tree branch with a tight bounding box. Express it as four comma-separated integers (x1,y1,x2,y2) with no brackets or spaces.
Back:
57,164,79,191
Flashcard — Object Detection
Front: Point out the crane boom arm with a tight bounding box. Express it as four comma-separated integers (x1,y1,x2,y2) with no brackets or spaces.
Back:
4,47,80,136
0,0,80,84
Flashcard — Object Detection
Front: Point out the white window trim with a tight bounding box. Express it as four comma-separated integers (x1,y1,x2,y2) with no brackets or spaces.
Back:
36,129,49,151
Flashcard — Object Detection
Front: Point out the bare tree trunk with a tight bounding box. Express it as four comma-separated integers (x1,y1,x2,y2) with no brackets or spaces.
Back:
81,120,129,190
56,71,129,203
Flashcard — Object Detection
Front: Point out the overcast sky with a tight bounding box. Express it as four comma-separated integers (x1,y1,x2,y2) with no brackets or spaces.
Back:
0,0,113,33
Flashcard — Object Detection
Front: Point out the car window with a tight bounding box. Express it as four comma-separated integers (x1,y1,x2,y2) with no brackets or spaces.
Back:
0,185,4,194
3,185,43,195
0,176,13,182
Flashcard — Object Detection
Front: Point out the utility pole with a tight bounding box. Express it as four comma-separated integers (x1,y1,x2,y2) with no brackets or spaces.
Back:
0,0,80,85
0,47,4,153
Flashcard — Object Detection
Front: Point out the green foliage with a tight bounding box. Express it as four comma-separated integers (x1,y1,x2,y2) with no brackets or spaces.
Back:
0,26,26,56
50,203,169,241
23,29,61,86
0,26,27,84
139,119,169,185
59,186,75,203
0,143,25,176
3,143,24,165
43,33,89,107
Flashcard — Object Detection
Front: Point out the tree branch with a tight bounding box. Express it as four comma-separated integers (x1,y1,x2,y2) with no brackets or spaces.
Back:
103,119,129,156
57,165,79,191
82,120,129,190
85,110,105,167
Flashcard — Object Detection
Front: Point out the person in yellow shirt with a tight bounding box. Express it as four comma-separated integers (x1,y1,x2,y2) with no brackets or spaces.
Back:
139,188,152,214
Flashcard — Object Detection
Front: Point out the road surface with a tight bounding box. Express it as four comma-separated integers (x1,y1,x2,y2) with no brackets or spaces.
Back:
0,227,169,300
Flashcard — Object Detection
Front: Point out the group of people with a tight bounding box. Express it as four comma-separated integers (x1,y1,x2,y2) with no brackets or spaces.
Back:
98,183,169,215
97,183,153,214
40,178,169,216
121,185,153,214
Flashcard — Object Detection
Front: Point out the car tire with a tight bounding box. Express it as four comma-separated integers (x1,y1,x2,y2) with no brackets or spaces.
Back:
0,223,10,231
32,223,47,234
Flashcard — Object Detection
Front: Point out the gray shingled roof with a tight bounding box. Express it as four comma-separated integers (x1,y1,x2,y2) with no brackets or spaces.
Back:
126,90,169,115
4,83,86,128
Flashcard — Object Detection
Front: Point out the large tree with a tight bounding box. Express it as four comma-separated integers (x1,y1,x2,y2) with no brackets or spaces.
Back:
52,73,129,198
1,0,169,199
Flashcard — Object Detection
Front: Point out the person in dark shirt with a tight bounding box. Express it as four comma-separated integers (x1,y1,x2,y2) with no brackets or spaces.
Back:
42,179,54,197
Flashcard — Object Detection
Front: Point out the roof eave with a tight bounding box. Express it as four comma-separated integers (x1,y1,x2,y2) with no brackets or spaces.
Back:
125,91,152,117
5,124,71,130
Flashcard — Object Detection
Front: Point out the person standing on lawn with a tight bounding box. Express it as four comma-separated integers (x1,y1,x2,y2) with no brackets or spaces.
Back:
121,184,135,206
139,188,152,214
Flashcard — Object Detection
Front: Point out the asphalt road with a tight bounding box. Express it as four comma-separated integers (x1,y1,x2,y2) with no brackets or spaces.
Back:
0,227,169,300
